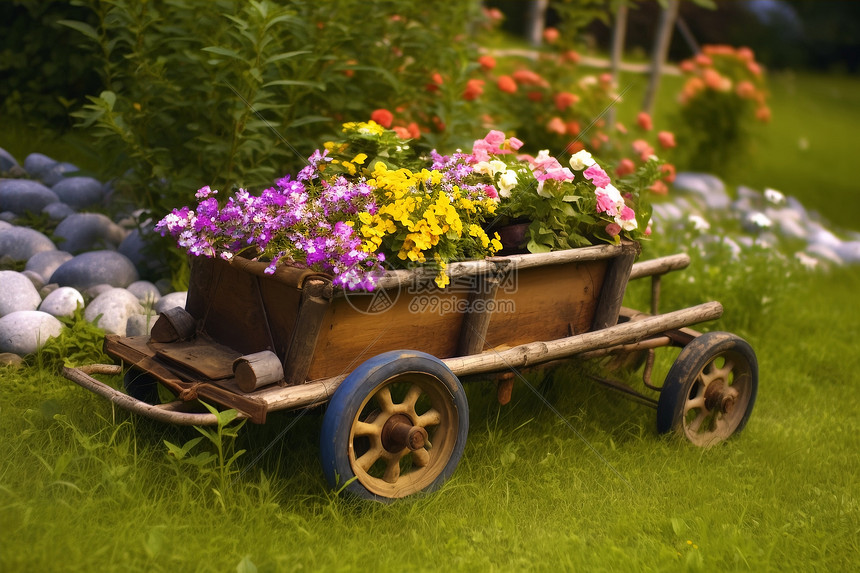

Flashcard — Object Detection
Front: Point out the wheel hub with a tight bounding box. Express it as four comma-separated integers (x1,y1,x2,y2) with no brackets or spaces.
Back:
704,380,739,414
381,414,428,452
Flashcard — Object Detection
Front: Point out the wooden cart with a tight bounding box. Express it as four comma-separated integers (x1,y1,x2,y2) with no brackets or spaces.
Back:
63,241,758,500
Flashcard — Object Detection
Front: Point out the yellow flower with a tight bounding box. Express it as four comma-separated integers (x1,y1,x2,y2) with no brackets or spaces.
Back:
352,153,368,165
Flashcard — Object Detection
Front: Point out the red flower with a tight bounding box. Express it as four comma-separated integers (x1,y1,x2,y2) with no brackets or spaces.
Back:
527,91,543,102
512,69,544,86
562,50,580,64
370,108,393,128
496,75,517,94
636,112,653,131
661,163,676,183
407,122,421,139
649,180,669,195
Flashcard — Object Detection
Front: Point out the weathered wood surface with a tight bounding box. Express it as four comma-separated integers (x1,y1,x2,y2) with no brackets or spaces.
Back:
234,350,284,392
282,279,332,385
591,241,639,330
628,253,691,280
457,276,500,356
150,307,196,343
63,364,226,426
258,301,723,412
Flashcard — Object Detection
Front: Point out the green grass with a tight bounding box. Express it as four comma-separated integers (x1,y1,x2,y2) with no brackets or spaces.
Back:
1,263,858,572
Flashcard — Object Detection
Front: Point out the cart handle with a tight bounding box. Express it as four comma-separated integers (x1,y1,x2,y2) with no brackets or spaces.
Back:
629,253,690,280
61,365,244,426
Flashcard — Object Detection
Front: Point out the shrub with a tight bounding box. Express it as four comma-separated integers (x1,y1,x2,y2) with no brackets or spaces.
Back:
670,45,770,173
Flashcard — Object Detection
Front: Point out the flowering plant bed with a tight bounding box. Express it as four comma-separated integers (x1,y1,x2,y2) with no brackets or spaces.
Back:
156,121,661,289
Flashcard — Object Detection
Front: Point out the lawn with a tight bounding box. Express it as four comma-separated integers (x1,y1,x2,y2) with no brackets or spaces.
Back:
2,66,859,572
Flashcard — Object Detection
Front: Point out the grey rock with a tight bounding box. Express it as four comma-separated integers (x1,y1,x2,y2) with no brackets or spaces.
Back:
118,228,168,278
0,212,16,223
25,250,73,283
49,250,139,290
0,270,42,316
51,177,104,210
786,196,811,223
126,312,157,337
806,222,842,248
0,179,60,215
0,226,56,261
39,283,59,298
21,270,44,291
127,280,161,305
0,147,18,172
673,172,731,210
42,202,76,221
0,220,11,231
54,212,128,254
806,243,843,265
154,278,173,295
39,286,84,318
23,153,58,178
834,241,860,263
736,185,761,201
84,288,144,336
84,283,115,299
0,310,64,355
651,202,684,223
154,291,187,314
0,352,24,367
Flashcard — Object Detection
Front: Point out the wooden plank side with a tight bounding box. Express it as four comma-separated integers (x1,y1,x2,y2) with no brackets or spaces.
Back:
483,259,607,349
306,289,470,380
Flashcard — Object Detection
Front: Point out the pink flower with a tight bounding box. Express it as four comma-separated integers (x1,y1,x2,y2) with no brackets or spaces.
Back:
620,205,636,221
605,222,622,237
485,130,506,146
657,131,676,149
546,116,566,134
584,164,611,188
596,191,617,215
483,184,498,199
637,112,653,131
508,137,524,151
615,158,635,177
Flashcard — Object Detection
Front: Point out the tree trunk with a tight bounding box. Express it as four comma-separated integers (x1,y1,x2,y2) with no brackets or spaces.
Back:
526,0,550,47
607,1,629,131
642,0,680,115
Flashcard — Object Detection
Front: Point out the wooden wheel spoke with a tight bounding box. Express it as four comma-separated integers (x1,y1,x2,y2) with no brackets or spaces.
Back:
403,384,423,410
686,395,706,411
688,410,708,434
374,386,395,413
714,359,735,381
412,447,430,468
416,408,442,428
353,420,381,437
382,457,401,484
355,445,383,473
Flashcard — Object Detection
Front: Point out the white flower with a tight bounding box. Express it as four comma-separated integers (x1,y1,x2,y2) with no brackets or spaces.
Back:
617,215,638,232
795,251,819,270
749,212,773,229
472,161,492,175
489,160,508,176
601,183,624,204
764,188,786,205
498,170,518,196
568,150,595,171
688,214,711,232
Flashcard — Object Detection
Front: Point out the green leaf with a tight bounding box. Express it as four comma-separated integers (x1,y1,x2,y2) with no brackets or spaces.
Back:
263,50,311,65
287,115,331,128
202,46,245,61
57,20,99,41
263,79,325,91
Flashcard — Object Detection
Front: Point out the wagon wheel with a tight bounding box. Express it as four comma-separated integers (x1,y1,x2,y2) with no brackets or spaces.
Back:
123,368,161,404
320,351,469,501
657,332,758,447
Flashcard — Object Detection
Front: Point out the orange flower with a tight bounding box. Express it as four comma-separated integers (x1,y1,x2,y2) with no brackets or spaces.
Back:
527,91,543,102
496,75,517,94
463,78,485,101
747,61,762,77
543,27,560,44
657,131,676,149
637,111,653,131
736,46,755,63
649,180,669,195
736,80,756,99
546,116,566,134
615,121,627,134
756,106,772,123
477,55,496,71
562,50,581,64
679,59,696,73
615,158,635,177
393,126,410,139
370,108,393,128
566,141,585,154
660,163,676,183
566,120,581,136
512,68,544,86
694,53,713,67
554,91,578,111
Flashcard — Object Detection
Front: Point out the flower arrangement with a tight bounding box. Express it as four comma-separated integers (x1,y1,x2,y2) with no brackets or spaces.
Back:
157,122,659,291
